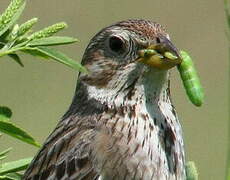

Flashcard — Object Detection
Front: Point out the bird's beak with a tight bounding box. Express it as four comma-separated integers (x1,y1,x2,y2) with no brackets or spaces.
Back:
137,36,182,70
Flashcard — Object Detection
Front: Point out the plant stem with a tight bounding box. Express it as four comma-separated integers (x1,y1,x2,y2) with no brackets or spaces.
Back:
0,47,24,57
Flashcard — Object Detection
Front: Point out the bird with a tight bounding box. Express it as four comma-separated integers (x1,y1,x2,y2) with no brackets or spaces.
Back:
23,19,186,180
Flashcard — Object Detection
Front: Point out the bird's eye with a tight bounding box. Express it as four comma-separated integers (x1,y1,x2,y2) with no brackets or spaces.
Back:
156,37,161,43
109,36,125,53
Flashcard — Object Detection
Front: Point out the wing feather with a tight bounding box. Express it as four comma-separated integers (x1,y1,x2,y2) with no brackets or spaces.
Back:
23,115,99,180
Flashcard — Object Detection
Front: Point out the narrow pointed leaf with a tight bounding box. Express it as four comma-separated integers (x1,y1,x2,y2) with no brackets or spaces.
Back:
7,173,22,180
0,156,7,161
0,157,32,175
0,148,12,158
0,29,11,43
21,48,50,59
0,1,26,37
0,176,7,179
34,46,87,72
8,54,24,67
0,120,40,147
6,24,19,41
0,172,22,180
28,36,78,46
0,107,12,121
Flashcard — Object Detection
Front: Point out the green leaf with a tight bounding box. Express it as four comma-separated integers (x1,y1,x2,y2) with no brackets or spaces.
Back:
0,157,32,175
0,29,10,43
0,176,7,180
21,48,50,59
0,107,12,121
0,172,22,180
0,0,26,37
0,148,11,161
28,36,78,46
6,24,20,41
8,54,24,67
31,46,87,72
0,156,7,161
0,148,12,158
0,120,40,147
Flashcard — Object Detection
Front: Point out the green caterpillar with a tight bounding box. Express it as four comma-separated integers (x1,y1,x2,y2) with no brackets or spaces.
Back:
137,49,204,107
178,51,204,106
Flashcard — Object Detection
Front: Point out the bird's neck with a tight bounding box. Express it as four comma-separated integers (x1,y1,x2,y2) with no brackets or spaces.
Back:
84,69,171,110
63,69,172,119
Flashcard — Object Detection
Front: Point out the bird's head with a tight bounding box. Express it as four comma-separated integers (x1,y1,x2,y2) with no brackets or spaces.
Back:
79,19,181,106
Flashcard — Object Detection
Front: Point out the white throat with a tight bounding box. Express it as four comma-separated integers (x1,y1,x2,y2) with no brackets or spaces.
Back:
85,67,170,109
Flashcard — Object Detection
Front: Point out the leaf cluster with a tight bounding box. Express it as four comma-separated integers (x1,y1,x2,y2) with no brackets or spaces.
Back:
0,106,36,179
0,0,87,72
0,0,86,179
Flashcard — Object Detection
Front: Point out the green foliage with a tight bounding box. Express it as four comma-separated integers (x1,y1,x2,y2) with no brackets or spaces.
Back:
34,46,87,72
0,157,32,179
0,173,22,180
0,0,87,72
0,106,39,178
0,148,12,161
28,36,78,46
0,106,40,147
28,22,67,40
0,121,40,148
0,0,87,179
7,53,23,67
17,18,38,37
0,107,12,120
186,161,198,180
0,0,25,37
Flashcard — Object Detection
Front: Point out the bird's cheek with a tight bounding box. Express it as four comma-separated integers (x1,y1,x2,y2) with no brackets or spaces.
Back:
80,68,117,88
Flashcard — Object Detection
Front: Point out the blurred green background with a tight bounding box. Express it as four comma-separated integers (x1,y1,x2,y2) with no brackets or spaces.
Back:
0,0,228,179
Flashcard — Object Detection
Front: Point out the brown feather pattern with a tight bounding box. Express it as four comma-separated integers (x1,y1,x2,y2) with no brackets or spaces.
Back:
23,19,185,180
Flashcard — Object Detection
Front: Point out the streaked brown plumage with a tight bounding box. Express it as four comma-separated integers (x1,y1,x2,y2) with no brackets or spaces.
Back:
23,19,185,180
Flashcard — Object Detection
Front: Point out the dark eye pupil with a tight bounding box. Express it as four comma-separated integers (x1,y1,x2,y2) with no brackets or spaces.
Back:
109,36,124,53
156,37,161,43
